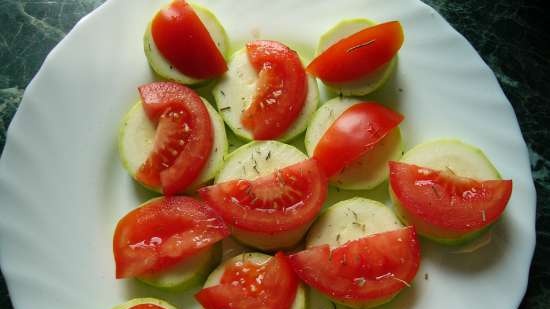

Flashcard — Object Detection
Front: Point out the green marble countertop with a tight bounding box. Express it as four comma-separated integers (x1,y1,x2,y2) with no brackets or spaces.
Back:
0,0,547,308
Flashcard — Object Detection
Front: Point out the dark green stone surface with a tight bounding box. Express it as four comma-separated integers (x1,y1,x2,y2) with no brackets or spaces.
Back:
0,0,547,308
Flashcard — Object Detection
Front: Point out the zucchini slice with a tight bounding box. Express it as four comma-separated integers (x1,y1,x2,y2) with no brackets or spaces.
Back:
390,139,503,245
137,243,222,291
112,298,177,309
316,18,397,96
118,98,228,192
143,3,229,85
213,49,319,141
306,197,402,249
305,97,403,190
216,140,307,183
203,252,307,309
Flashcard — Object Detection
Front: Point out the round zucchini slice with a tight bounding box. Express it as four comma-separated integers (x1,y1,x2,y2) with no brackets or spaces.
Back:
390,139,504,245
202,252,306,309
305,97,403,190
400,139,501,180
216,140,307,183
305,198,408,309
137,243,222,291
214,141,309,250
306,197,402,249
112,298,177,309
316,18,397,96
213,48,319,142
143,3,229,85
118,98,228,193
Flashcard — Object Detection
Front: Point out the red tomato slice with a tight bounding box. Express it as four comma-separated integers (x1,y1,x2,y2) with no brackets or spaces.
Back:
195,252,299,309
113,196,230,279
151,0,227,79
389,161,513,238
307,21,404,83
313,102,403,177
198,159,327,233
136,82,213,196
241,40,308,140
130,305,164,309
289,227,420,303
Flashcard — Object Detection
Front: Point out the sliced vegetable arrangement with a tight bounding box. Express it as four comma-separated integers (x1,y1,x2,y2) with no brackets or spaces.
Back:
111,1,514,308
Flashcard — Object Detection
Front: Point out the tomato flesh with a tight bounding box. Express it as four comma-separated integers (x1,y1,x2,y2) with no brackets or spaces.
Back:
113,197,229,279
313,102,403,177
307,21,404,83
241,40,308,140
129,305,164,309
195,252,299,309
389,161,513,238
199,159,327,233
136,82,213,196
151,0,227,79
289,227,420,303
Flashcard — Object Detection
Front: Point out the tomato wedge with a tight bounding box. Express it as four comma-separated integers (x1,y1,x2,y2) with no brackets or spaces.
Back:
130,305,164,309
151,0,227,79
113,197,229,279
313,102,403,177
198,159,327,233
136,82,213,196
389,161,513,238
289,227,420,303
195,252,299,309
241,40,308,140
307,21,404,83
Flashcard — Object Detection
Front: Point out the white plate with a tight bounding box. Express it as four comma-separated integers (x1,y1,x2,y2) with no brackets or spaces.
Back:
0,0,536,309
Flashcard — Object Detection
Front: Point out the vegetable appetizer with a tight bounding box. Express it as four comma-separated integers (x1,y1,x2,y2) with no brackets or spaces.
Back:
111,1,513,308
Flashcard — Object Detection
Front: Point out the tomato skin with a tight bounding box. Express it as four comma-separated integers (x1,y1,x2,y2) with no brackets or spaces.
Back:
307,21,404,83
195,252,298,309
138,82,196,123
289,227,420,303
113,197,229,279
129,305,164,309
241,40,308,140
198,159,327,233
389,161,513,239
136,82,213,196
151,0,227,79
313,102,403,177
